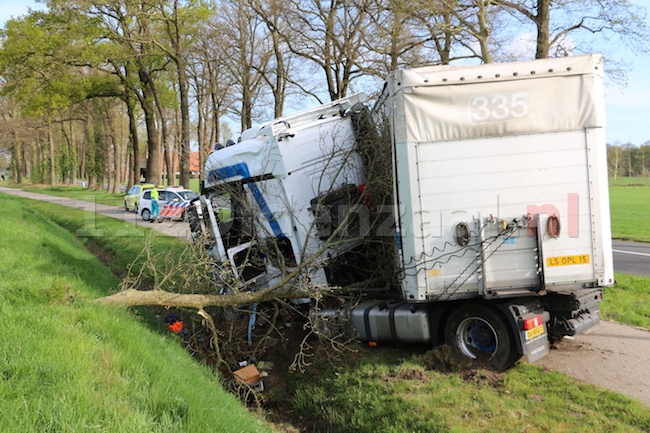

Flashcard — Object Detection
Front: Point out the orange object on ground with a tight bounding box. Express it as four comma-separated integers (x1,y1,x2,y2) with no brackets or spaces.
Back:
233,364,261,384
167,321,184,334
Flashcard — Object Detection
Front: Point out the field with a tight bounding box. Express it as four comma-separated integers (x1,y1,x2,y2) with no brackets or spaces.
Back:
609,183,650,242
1,179,650,432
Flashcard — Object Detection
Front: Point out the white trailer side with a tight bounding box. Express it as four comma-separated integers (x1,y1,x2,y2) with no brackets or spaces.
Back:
385,54,614,302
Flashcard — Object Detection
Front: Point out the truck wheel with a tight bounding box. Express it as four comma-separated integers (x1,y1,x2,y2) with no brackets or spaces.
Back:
141,208,151,221
444,304,520,371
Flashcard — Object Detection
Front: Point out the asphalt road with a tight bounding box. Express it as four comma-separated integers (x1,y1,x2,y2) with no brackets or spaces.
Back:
2,185,650,407
613,240,650,277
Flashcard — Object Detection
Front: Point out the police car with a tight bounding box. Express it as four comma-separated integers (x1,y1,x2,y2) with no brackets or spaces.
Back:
138,186,199,222
124,183,155,212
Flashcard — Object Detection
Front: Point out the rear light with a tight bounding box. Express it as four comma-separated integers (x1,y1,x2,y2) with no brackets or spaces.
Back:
523,315,544,330
358,183,372,208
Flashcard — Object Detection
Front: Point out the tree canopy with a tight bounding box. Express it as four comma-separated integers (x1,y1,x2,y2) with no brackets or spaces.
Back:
1,0,647,187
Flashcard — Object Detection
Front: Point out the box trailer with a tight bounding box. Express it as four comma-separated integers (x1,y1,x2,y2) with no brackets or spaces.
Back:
190,54,613,370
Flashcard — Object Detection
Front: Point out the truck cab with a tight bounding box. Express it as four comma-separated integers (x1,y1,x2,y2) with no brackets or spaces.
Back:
192,93,370,294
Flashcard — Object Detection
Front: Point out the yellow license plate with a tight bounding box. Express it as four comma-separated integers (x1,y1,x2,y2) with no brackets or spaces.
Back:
525,324,545,341
546,254,590,267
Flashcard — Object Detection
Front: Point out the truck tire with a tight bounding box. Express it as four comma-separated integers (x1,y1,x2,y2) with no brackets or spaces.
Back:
444,304,520,371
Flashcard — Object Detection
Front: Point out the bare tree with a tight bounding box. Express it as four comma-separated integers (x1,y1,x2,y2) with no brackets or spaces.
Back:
361,0,432,76
190,14,236,161
279,0,373,101
216,0,271,130
149,0,211,189
492,0,648,60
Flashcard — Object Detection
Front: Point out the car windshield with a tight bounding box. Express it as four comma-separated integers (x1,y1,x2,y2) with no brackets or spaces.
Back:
127,186,140,195
177,191,199,200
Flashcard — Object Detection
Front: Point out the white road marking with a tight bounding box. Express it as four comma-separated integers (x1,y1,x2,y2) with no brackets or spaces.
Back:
612,249,650,258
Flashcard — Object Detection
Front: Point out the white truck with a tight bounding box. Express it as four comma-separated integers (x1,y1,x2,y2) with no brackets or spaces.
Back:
190,54,613,370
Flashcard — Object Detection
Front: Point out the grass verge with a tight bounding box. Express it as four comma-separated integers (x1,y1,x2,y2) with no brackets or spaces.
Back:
271,344,650,432
18,185,127,208
0,193,271,433
601,273,650,329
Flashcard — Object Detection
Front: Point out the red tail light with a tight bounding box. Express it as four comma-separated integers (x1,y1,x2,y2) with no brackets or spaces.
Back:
358,183,373,208
523,315,544,330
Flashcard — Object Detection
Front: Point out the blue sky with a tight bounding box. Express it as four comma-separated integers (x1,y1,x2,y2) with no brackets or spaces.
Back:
1,0,648,146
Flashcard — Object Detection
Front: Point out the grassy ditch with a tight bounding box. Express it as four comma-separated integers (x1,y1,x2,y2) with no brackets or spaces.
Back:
3,190,650,432
0,194,271,433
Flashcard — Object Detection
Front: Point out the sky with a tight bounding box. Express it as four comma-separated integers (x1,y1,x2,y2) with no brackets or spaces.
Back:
1,0,648,146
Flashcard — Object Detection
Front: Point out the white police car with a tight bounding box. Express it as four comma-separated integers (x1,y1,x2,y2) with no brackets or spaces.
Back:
138,186,199,222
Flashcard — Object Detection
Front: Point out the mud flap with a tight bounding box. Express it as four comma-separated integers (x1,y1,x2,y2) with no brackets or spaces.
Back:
496,298,550,364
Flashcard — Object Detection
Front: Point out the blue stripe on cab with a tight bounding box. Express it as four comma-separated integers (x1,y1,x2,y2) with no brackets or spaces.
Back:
207,162,285,238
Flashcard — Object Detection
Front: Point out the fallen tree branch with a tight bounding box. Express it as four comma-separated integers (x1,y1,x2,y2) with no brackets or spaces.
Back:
92,286,312,309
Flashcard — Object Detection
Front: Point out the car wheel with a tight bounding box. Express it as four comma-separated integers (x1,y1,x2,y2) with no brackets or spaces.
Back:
124,201,130,212
141,208,151,221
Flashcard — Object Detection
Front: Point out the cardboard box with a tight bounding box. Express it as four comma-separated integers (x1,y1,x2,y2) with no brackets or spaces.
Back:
233,364,261,384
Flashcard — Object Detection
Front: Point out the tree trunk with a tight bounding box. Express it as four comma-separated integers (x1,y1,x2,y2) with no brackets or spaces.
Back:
48,119,56,185
11,131,22,184
86,116,97,190
153,89,173,187
104,109,121,194
35,134,43,184
125,94,140,187
196,82,206,185
93,287,307,309
178,61,191,189
69,120,77,186
477,0,493,63
140,72,162,184
535,0,551,59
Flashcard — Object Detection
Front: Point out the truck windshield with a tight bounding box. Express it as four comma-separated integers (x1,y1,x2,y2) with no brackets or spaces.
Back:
210,182,252,249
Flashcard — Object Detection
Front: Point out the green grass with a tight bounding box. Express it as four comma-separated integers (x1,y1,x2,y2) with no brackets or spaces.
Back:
6,194,182,275
16,185,127,208
609,176,650,187
601,273,650,329
609,184,650,242
279,346,650,433
0,193,271,433
3,181,650,432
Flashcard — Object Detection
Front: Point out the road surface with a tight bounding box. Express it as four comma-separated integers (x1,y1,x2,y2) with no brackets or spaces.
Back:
613,241,650,277
2,186,650,408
